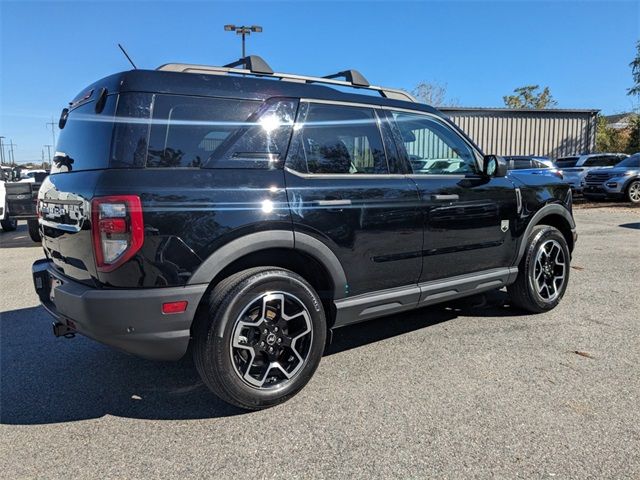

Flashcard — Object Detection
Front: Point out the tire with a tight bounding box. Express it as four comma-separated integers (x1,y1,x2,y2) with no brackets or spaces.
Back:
508,225,570,313
626,180,640,204
27,219,41,242
1,217,17,232
193,267,327,410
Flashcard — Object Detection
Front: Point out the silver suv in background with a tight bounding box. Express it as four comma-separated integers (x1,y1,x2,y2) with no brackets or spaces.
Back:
583,153,640,203
555,153,628,193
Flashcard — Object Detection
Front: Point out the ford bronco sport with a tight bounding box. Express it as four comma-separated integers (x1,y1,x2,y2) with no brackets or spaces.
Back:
32,56,577,409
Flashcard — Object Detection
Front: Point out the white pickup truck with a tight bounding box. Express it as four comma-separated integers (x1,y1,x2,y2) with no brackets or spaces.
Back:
0,166,18,232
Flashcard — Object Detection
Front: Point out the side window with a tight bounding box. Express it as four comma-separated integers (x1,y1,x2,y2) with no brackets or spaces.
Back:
148,95,263,168
583,156,612,167
391,111,478,175
286,103,388,174
513,159,533,170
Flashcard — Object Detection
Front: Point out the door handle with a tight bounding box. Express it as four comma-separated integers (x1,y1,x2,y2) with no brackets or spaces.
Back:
314,199,352,207
431,194,459,201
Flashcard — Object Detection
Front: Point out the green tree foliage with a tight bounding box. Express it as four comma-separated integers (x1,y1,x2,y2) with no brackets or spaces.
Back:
626,116,640,153
503,85,557,109
596,116,627,152
628,41,640,97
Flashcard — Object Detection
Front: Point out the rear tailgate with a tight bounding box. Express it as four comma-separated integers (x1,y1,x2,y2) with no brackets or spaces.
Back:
39,171,102,285
5,182,39,218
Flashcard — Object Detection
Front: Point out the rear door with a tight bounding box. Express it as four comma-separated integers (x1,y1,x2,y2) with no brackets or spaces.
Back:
388,110,518,282
284,101,423,296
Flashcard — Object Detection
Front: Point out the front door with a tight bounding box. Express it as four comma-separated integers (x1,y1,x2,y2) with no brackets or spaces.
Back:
284,101,423,297
388,110,518,282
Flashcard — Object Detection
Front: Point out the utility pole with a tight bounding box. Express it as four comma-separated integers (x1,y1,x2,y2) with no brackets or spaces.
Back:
44,144,52,163
0,136,5,165
46,117,57,148
7,140,16,165
224,24,263,59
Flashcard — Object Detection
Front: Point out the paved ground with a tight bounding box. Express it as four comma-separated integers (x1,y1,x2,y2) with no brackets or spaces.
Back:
1,208,639,479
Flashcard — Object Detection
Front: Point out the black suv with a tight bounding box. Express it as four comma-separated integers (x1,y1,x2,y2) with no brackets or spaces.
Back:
32,56,577,409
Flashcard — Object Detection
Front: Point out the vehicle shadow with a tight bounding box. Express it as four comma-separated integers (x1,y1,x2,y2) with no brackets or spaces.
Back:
619,222,640,230
0,222,39,249
1,291,519,425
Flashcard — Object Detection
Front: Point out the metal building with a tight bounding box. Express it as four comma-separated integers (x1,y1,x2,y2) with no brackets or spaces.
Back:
439,107,599,158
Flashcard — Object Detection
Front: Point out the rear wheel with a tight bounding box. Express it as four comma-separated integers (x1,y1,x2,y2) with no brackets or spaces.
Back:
508,225,570,313
193,267,326,410
1,217,17,232
626,180,640,204
27,219,41,242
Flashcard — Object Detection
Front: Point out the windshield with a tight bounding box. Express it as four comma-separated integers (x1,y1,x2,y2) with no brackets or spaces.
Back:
615,154,640,168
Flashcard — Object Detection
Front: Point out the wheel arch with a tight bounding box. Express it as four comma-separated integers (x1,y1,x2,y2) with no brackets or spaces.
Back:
516,204,576,264
187,230,347,327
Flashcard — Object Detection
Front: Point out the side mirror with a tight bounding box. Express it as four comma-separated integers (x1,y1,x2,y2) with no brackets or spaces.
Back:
483,155,508,178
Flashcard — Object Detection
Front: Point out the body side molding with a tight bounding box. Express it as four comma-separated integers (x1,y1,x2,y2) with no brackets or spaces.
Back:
333,267,517,328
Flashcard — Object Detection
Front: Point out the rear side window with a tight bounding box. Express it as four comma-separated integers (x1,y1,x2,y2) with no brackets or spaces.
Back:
286,103,388,174
52,96,117,173
148,95,261,168
147,95,297,168
556,157,579,168
512,159,533,169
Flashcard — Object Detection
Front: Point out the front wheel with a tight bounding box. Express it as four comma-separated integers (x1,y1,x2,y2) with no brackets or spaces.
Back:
27,219,41,242
508,225,570,313
193,267,326,410
626,180,640,204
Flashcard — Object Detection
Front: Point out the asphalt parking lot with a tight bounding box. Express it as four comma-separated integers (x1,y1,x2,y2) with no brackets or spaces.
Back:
1,207,639,479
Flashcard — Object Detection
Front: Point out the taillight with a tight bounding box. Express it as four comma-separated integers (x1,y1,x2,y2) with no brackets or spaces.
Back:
91,195,144,272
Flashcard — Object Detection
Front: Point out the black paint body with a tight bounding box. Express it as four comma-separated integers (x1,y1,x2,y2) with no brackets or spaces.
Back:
38,69,574,301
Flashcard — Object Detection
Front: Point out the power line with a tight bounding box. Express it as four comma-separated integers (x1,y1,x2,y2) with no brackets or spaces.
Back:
46,117,57,148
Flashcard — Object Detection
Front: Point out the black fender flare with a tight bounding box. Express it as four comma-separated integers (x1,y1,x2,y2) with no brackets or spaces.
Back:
187,230,348,299
516,204,576,264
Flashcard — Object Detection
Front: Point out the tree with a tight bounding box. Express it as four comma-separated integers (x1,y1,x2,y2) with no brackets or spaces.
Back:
595,116,628,152
411,81,459,107
628,41,640,97
626,115,640,153
503,85,557,109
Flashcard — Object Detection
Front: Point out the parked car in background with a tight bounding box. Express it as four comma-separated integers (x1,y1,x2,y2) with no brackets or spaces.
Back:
555,153,628,193
583,153,640,203
19,169,48,182
0,166,18,232
504,155,563,179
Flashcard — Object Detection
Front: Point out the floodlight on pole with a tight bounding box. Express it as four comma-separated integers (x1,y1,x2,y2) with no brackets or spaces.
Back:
224,24,263,59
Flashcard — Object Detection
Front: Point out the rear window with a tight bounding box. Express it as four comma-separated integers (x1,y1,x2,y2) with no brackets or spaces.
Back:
52,96,117,173
556,157,579,168
583,155,620,167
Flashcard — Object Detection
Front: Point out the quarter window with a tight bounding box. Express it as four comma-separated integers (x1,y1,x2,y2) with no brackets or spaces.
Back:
391,112,478,175
286,103,389,174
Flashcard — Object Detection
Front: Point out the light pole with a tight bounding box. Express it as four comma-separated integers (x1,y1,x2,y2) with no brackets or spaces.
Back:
46,117,57,148
7,140,16,165
0,136,5,165
44,144,52,163
224,24,263,59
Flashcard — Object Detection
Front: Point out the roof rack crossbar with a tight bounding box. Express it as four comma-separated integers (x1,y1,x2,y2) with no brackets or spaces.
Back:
157,57,416,103
223,55,274,75
323,69,370,87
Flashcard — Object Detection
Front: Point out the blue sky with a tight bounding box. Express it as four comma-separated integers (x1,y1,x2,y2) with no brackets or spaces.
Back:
1,0,638,163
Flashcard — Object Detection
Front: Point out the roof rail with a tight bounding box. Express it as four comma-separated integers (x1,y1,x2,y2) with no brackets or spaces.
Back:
157,56,416,103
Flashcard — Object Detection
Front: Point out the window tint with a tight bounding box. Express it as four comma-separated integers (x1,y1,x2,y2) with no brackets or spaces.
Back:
512,159,533,169
616,154,640,168
287,103,388,174
583,156,613,167
392,112,477,175
147,95,263,168
556,157,579,168
52,96,117,173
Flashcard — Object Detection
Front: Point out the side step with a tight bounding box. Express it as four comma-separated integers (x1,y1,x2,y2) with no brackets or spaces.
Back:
52,322,76,338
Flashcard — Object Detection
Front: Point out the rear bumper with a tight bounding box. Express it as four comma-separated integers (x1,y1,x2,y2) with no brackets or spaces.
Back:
32,259,208,361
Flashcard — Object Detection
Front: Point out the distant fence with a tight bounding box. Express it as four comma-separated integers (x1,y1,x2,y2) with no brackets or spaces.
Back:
439,108,599,158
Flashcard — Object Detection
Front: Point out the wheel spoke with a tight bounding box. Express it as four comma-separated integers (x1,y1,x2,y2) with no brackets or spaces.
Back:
230,291,314,389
